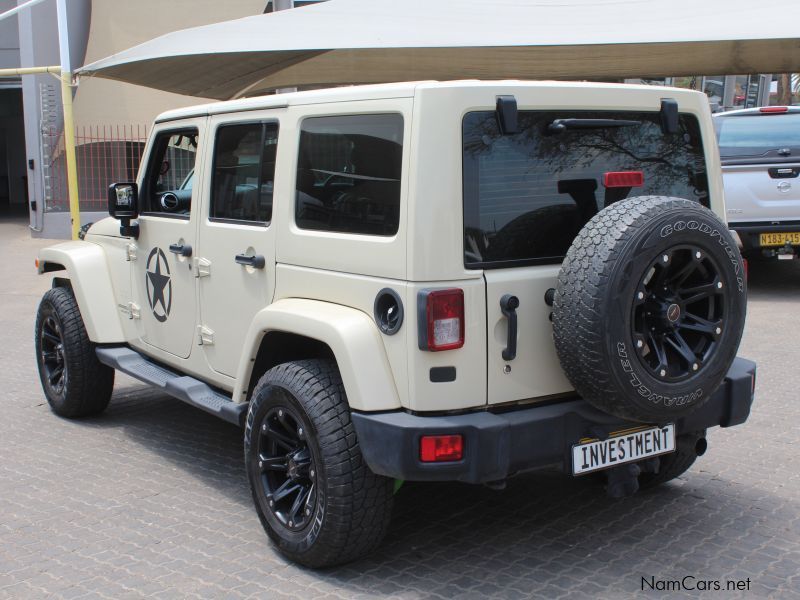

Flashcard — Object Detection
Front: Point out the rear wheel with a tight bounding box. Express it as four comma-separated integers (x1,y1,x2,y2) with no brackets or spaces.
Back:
34,286,114,417
244,359,394,568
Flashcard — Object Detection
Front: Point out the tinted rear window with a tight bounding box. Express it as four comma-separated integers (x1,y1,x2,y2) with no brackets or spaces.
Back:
295,114,403,236
715,113,800,157
463,110,709,267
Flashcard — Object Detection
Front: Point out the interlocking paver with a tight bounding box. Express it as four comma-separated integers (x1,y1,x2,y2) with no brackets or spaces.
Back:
1,217,798,599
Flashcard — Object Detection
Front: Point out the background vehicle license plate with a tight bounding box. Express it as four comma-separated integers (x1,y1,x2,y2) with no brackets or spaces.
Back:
572,424,676,475
760,232,800,247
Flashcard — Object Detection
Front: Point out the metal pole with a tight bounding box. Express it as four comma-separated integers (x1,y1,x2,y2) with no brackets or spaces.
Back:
0,0,50,22
273,0,297,94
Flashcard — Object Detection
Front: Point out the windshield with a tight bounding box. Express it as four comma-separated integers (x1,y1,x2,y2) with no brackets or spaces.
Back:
715,113,800,157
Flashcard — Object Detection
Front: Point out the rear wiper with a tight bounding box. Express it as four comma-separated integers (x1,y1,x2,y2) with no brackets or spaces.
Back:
547,118,641,134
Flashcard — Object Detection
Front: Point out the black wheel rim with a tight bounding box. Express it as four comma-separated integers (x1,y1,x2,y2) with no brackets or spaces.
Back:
632,246,725,382
40,315,67,397
256,405,317,532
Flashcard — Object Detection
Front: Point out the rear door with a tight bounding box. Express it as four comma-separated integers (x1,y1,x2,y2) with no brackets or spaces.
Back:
462,109,711,405
196,114,281,378
715,111,800,223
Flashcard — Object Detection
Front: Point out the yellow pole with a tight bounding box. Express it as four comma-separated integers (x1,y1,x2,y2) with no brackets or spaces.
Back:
60,71,81,240
0,66,60,77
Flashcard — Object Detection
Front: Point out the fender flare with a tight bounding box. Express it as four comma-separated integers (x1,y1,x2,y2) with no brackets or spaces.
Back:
233,298,401,412
38,241,126,343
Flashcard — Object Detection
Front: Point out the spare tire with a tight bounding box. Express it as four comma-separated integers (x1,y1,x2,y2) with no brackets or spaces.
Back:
552,196,746,423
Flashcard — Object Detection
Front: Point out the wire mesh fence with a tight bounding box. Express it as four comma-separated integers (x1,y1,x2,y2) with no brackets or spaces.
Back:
42,124,148,212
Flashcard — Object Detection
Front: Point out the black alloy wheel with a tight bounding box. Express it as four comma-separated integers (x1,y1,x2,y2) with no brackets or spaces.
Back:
40,314,67,398
632,245,725,382
256,403,318,532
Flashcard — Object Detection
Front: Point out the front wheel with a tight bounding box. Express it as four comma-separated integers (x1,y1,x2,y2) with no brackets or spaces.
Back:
244,359,394,568
34,286,114,418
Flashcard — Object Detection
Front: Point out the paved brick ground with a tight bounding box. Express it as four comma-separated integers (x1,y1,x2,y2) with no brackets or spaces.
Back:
1,217,798,599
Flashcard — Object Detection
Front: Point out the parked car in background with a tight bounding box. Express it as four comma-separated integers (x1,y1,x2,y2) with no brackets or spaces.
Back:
714,106,800,260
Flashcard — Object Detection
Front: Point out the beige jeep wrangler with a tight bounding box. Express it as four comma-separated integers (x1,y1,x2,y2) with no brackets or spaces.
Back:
34,81,755,568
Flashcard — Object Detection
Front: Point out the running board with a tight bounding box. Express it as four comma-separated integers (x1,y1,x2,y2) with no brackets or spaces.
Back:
96,347,247,427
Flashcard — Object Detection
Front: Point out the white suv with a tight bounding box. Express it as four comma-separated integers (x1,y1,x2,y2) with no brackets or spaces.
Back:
35,81,755,567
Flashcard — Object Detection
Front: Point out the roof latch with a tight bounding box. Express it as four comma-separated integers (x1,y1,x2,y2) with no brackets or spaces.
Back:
660,98,679,134
496,95,519,135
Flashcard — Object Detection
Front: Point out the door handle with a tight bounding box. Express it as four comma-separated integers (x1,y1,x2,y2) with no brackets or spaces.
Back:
500,294,519,361
168,243,192,257
235,253,266,269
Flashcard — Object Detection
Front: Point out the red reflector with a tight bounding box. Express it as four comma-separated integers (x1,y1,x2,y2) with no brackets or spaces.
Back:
759,106,789,113
743,257,749,282
603,171,644,188
425,288,465,351
420,435,463,462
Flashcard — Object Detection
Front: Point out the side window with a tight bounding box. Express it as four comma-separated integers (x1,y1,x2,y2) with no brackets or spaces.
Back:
142,129,198,217
295,114,403,236
210,122,278,224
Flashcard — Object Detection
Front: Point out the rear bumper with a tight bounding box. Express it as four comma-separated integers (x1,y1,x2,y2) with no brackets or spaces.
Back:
352,357,756,484
730,221,800,253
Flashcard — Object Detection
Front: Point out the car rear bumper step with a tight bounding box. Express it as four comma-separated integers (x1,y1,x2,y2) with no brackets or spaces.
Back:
96,346,247,427
352,357,756,484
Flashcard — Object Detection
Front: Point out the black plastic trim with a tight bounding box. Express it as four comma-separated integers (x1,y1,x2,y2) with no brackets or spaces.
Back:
430,367,457,383
374,288,404,336
352,357,755,483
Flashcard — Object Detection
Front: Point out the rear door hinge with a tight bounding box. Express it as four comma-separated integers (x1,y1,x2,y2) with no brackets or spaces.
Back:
126,243,138,261
197,325,215,345
127,302,141,319
193,257,211,278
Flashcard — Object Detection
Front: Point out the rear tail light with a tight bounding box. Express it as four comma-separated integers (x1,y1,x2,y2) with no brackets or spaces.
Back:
603,171,644,188
420,434,463,462
759,106,789,113
418,288,465,351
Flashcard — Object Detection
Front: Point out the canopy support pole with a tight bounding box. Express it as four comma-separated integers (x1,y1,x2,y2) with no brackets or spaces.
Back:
0,66,81,240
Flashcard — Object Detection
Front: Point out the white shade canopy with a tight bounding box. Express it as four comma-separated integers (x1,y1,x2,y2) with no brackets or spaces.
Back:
78,0,800,100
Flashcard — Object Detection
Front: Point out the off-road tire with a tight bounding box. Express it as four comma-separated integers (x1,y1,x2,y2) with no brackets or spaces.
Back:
34,286,114,417
244,359,394,568
639,430,705,489
553,196,747,422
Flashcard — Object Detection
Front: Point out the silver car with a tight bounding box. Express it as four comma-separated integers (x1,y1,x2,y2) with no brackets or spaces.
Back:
714,106,800,259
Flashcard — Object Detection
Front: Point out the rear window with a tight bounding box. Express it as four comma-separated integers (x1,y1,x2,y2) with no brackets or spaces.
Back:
715,113,800,157
463,110,709,267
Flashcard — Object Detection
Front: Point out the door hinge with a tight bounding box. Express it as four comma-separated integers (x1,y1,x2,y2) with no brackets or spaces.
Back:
127,302,141,319
193,257,211,278
126,243,138,261
197,325,215,345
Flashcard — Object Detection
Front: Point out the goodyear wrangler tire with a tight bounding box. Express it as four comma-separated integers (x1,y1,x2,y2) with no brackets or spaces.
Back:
552,196,746,423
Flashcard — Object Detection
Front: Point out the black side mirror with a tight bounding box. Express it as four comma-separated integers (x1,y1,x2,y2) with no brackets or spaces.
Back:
108,182,138,219
108,182,139,238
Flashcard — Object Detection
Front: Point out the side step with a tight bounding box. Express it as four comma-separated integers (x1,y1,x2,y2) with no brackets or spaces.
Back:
96,346,247,427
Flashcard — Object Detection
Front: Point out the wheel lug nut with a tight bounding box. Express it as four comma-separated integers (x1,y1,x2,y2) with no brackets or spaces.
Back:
310,469,315,478
660,369,666,377
305,508,311,516
258,460,263,468
695,251,702,259
715,327,722,335
662,255,669,263
278,409,283,417
288,521,293,527
692,363,699,371
298,427,303,437
636,340,643,348
269,499,274,507
717,281,723,289
637,292,644,300
261,424,267,432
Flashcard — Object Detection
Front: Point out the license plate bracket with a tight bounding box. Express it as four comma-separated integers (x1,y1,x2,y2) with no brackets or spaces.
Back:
572,424,676,475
